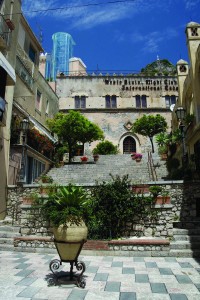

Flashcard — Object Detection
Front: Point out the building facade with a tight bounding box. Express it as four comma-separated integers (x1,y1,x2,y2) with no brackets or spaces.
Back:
0,0,21,219
9,14,59,186
173,22,200,175
57,73,178,155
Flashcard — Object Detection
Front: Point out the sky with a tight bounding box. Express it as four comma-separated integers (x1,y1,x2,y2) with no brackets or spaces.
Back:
22,0,200,74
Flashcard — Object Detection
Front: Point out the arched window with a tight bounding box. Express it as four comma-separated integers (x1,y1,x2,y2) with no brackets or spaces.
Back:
123,136,136,154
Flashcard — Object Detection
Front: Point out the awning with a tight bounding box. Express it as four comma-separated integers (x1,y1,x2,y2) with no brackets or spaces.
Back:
0,52,16,85
13,101,57,143
29,116,57,143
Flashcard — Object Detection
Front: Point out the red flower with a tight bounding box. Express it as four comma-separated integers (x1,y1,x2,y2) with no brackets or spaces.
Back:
80,156,88,161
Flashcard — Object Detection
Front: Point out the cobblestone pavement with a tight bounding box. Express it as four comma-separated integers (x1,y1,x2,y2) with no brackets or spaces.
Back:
0,251,200,300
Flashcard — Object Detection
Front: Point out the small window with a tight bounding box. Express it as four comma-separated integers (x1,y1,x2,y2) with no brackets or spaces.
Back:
29,45,36,63
136,95,141,108
74,95,86,109
105,95,116,108
165,95,176,108
135,95,147,108
46,99,49,115
36,90,42,111
141,95,147,107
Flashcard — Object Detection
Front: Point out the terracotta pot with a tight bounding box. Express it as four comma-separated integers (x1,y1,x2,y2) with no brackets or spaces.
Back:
161,153,167,160
156,196,171,204
132,185,149,194
135,158,141,162
5,19,15,30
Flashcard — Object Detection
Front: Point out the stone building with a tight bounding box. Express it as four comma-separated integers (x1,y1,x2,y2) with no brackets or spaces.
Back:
57,72,178,155
173,22,200,174
0,0,21,219
9,14,59,185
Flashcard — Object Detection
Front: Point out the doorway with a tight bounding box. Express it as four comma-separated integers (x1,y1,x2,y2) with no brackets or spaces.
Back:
123,136,136,154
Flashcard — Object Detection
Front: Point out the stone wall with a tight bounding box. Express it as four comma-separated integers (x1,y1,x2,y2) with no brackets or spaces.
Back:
6,181,200,239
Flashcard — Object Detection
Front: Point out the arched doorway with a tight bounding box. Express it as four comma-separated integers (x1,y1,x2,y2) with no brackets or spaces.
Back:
123,136,136,154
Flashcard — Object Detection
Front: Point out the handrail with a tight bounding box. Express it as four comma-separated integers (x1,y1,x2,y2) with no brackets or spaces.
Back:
148,151,158,181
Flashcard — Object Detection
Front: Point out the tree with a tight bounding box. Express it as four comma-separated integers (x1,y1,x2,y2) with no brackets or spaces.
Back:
92,140,118,155
47,111,104,162
132,114,168,153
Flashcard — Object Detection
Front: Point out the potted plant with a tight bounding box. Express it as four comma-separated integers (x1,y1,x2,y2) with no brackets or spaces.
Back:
5,18,15,30
34,185,90,257
158,145,168,160
93,154,99,162
149,185,170,204
39,174,53,183
34,184,90,287
130,152,136,160
80,156,88,163
135,153,142,162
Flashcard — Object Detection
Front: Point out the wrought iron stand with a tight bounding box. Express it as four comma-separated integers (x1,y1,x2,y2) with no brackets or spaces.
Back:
49,239,86,288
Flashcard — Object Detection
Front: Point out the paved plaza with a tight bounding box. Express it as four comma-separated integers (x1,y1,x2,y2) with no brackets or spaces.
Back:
0,251,200,300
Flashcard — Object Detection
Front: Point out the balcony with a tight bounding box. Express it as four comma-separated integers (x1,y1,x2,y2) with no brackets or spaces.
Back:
0,15,13,49
16,56,34,90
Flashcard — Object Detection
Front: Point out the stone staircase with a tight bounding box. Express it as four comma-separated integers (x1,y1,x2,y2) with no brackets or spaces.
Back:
169,219,200,257
2,217,200,257
47,154,168,186
0,219,21,251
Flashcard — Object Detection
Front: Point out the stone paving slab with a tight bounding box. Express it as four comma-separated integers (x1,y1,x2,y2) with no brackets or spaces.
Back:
0,251,200,299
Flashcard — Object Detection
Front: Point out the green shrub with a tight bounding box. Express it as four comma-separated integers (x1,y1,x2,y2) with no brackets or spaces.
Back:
92,140,118,155
88,175,157,239
149,185,163,197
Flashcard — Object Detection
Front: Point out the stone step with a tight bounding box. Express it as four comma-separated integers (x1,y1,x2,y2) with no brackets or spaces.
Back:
0,225,20,233
173,228,200,235
0,244,14,251
0,237,13,245
170,241,200,250
173,221,200,229
169,249,200,257
0,231,21,238
173,235,200,242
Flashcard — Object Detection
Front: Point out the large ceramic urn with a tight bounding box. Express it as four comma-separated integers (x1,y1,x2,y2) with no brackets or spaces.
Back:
53,221,88,261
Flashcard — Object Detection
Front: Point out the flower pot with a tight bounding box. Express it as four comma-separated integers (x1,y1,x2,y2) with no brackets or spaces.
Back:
132,185,149,194
81,160,87,164
135,158,141,162
156,196,171,204
5,19,15,30
53,221,88,261
160,153,167,160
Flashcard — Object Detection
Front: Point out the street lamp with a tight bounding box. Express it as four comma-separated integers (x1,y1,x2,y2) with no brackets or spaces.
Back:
17,118,30,184
175,106,188,167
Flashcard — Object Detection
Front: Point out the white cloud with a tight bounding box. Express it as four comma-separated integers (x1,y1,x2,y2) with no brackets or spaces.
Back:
22,0,173,29
184,0,200,9
131,28,179,54
22,0,57,17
